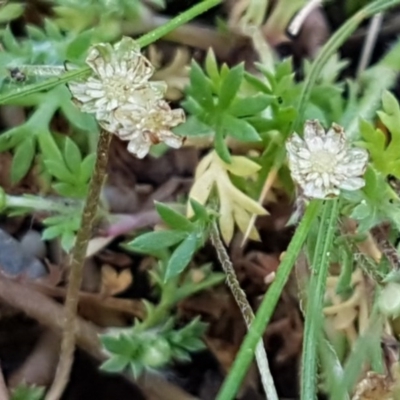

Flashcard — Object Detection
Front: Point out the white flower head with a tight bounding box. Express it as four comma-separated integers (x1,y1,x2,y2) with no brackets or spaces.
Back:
286,120,369,199
69,36,186,158
69,37,167,125
115,100,185,159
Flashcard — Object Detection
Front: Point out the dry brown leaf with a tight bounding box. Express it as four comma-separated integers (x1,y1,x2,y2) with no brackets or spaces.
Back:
100,264,133,296
352,371,394,400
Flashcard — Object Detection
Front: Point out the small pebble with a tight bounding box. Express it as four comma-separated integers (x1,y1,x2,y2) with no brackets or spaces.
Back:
0,229,46,279
20,230,47,260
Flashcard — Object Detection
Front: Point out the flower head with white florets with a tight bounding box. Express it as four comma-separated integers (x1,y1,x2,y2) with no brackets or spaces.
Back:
69,37,185,158
286,120,369,199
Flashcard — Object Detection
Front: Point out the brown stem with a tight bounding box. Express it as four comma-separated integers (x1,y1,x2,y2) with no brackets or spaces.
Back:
45,129,112,400
30,282,145,318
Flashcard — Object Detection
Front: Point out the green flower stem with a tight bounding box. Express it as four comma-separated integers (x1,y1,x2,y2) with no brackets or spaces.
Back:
216,200,321,400
137,0,221,48
0,0,222,105
210,221,278,400
301,199,340,400
45,129,112,400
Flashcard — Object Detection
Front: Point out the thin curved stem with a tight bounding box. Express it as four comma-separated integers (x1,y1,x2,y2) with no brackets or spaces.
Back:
210,222,278,400
216,200,322,400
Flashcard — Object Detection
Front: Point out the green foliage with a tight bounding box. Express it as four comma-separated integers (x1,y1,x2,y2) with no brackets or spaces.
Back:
0,11,97,213
99,256,223,378
342,167,400,233
42,211,81,252
100,317,206,377
10,384,45,400
1,1,400,398
0,84,97,187
360,91,400,178
177,50,272,162
0,2,24,24
52,0,149,40
0,19,93,88
249,55,349,140
0,84,95,252
128,200,213,281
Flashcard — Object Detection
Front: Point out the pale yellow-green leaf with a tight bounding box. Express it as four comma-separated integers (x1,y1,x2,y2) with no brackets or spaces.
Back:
233,205,260,241
188,150,266,244
195,151,213,179
230,184,267,215
218,184,235,244
187,170,215,217
223,156,261,177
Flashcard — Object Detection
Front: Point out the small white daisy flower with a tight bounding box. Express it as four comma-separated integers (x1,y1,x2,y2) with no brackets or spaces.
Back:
286,120,369,199
69,36,186,158
69,37,167,126
115,100,185,158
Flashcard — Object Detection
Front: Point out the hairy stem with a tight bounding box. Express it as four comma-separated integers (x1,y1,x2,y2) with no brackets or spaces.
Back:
301,199,339,399
210,222,278,400
45,129,111,400
217,200,321,400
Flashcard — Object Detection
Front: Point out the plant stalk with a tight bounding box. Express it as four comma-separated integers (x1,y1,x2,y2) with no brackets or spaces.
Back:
45,129,112,400
210,221,279,400
216,200,321,400
301,199,339,399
